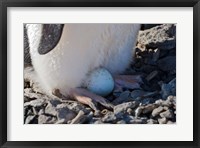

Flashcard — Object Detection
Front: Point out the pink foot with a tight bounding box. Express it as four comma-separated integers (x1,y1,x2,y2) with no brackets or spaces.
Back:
52,88,113,112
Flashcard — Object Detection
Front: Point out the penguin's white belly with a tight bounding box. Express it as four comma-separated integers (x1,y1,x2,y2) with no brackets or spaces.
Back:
29,24,140,96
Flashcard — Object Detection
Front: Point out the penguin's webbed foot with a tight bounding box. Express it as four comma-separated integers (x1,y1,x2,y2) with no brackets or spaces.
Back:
53,88,113,114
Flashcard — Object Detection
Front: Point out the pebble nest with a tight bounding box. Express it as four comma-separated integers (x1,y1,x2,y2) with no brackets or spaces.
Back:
24,24,176,124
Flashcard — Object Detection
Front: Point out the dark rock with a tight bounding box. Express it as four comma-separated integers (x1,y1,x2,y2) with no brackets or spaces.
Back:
160,78,176,99
112,91,130,104
131,90,146,100
56,104,76,123
49,99,62,107
141,98,154,105
140,65,157,74
70,110,87,124
157,56,176,72
141,24,162,30
152,48,160,62
146,70,158,81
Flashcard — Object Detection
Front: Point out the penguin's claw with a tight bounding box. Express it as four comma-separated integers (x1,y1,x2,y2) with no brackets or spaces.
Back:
69,88,114,111
53,88,113,112
114,75,143,90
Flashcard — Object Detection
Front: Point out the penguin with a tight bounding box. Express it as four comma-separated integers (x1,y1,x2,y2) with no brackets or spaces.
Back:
25,24,141,111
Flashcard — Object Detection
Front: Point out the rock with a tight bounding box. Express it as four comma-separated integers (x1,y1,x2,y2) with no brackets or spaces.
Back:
147,119,158,124
135,106,144,117
158,117,168,124
56,104,76,123
45,102,57,116
25,115,36,124
94,120,104,124
141,65,157,74
127,108,133,115
38,115,56,124
131,90,146,100
130,90,158,101
152,106,164,117
112,91,130,104
70,110,87,124
160,110,174,119
65,101,88,114
152,48,160,62
129,118,144,124
114,101,139,118
49,99,62,107
142,24,162,30
102,112,117,123
117,120,126,124
24,88,34,94
24,99,46,107
143,104,156,114
146,70,158,81
38,108,45,115
138,24,176,50
141,98,154,105
167,120,175,124
160,78,176,99
158,56,176,72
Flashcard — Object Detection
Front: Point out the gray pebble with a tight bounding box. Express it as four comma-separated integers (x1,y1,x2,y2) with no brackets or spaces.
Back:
45,102,57,116
114,101,139,118
152,106,164,117
127,108,133,115
70,110,86,124
56,104,76,123
135,106,144,117
167,121,175,124
24,99,46,107
102,112,117,123
38,115,56,124
147,119,158,124
117,120,126,124
143,104,156,114
158,117,168,124
160,110,174,119
25,115,36,124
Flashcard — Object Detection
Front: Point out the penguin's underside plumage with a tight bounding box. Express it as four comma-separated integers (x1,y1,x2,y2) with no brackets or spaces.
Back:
25,24,142,112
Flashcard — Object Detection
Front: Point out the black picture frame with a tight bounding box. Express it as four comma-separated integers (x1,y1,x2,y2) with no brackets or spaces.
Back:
0,0,199,148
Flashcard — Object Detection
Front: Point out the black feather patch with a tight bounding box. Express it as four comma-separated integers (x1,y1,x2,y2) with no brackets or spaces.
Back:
38,24,64,55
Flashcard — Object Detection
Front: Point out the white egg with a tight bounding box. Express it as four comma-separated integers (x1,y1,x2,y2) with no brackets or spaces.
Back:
84,68,114,96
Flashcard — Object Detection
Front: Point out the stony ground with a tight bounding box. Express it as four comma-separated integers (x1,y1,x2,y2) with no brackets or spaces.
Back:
24,24,176,124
